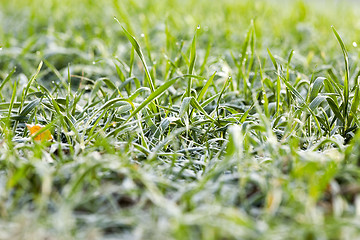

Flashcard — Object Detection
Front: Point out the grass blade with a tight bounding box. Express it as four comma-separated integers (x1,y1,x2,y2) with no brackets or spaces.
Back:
187,26,198,97
0,67,16,92
198,72,216,102
115,18,156,93
326,96,344,123
332,26,350,125
309,77,326,102
268,49,281,116
124,76,182,124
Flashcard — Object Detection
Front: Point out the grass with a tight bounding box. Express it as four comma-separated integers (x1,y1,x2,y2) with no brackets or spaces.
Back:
1,0,360,239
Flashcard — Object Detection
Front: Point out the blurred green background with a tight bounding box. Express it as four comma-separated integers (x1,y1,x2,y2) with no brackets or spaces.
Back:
1,0,360,80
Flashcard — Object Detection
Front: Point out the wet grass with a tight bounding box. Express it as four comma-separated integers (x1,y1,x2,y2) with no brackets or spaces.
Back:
1,0,360,239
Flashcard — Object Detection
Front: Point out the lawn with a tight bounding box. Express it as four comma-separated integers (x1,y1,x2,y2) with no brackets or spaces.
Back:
1,0,360,239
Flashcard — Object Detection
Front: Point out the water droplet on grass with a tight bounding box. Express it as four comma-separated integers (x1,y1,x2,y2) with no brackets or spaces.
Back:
353,42,358,47
141,33,145,37
92,61,96,64
197,25,200,30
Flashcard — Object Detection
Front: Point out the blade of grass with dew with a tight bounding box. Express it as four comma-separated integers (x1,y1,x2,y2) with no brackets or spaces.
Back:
215,76,231,121
197,72,216,102
280,74,322,135
115,18,160,117
115,20,155,92
187,26,198,98
239,25,252,93
7,80,18,120
0,67,16,96
309,77,326,102
267,49,281,117
123,75,184,125
332,26,350,128
12,61,42,131
257,55,269,118
244,20,256,97
348,86,360,128
190,97,218,126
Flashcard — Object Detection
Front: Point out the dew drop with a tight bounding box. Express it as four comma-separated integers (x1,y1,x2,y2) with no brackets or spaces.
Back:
197,25,200,30
353,42,358,47
92,61,96,64
141,33,145,37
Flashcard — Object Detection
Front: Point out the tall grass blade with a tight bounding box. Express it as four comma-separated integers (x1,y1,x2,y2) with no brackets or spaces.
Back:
187,26,198,98
332,26,350,125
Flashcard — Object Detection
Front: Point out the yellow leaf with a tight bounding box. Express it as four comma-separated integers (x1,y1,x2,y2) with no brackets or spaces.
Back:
26,124,53,141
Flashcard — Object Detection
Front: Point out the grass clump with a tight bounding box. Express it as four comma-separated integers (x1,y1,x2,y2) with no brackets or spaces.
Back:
1,0,360,239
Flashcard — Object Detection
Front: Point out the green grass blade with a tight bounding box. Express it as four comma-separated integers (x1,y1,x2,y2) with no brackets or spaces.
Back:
190,97,218,125
200,93,220,108
282,77,305,104
239,103,254,123
348,86,360,127
309,96,326,111
187,26,198,97
309,77,326,102
198,72,216,102
124,76,181,124
326,96,345,123
23,61,43,103
8,80,18,118
115,18,156,93
0,67,16,92
332,26,350,124
268,49,281,116
19,99,40,117
180,97,192,118
267,48,278,71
